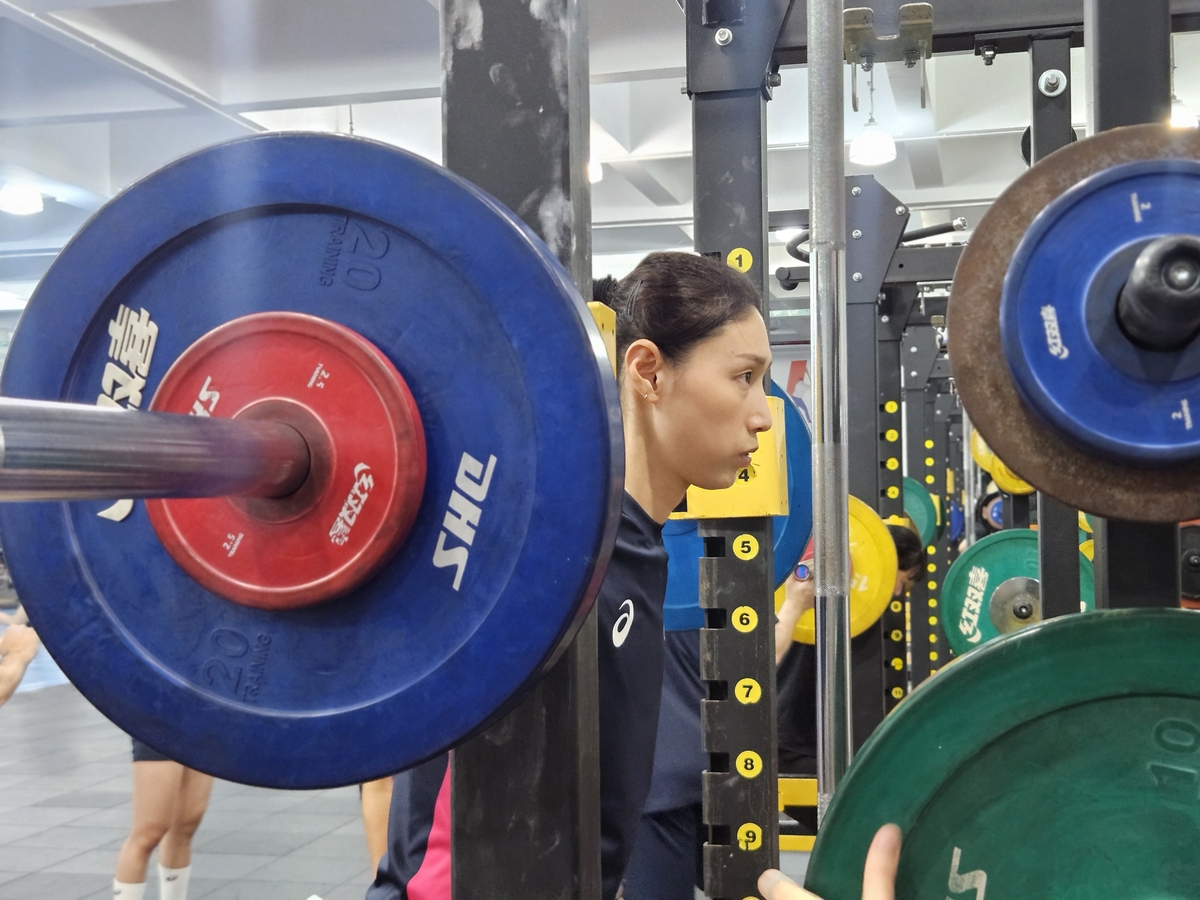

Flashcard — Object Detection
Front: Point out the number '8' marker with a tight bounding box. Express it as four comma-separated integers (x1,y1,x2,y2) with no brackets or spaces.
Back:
732,606,758,633
736,750,763,779
733,534,759,560
735,677,762,704
737,822,763,851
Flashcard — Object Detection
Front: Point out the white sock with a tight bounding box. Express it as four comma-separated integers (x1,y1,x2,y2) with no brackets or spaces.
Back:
158,864,191,900
112,880,145,900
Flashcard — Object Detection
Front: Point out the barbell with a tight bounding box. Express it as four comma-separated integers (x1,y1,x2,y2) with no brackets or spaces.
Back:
0,133,621,789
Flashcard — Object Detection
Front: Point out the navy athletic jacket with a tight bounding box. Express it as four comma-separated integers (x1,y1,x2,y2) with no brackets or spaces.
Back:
367,491,668,900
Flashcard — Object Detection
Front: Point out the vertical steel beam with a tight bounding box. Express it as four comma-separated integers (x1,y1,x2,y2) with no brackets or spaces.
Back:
876,285,909,714
1029,35,1084,619
1085,0,1171,132
962,415,979,549
808,0,853,819
442,4,601,899
1030,37,1075,161
691,92,769,304
1085,0,1181,609
686,3,786,895
903,325,940,686
698,520,778,900
844,175,907,747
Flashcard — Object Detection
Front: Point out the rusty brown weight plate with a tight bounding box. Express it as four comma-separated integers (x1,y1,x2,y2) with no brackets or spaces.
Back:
949,124,1200,521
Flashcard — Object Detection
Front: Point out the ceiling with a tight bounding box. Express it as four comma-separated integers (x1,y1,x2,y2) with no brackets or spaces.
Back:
1,0,1199,328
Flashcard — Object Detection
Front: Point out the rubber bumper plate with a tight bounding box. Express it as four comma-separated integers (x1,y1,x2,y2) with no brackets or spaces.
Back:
0,134,621,788
807,609,1200,900
902,476,937,547
941,529,1094,656
949,124,1200,520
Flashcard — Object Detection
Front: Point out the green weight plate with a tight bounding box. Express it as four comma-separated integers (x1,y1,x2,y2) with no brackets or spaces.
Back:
941,529,1094,657
902,476,938,547
806,609,1200,900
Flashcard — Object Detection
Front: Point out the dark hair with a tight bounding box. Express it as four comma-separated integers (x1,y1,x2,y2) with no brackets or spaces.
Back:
888,524,928,574
593,252,761,374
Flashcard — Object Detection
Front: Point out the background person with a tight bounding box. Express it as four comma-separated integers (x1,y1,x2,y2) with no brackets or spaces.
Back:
113,740,214,900
0,622,39,706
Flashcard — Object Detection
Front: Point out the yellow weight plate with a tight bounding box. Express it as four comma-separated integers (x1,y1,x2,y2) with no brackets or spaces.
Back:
787,496,899,644
991,457,1035,496
970,430,996,472
1080,539,1094,561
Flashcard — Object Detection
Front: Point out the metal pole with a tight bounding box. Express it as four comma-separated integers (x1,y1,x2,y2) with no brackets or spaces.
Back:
808,0,853,819
962,414,978,548
0,398,309,501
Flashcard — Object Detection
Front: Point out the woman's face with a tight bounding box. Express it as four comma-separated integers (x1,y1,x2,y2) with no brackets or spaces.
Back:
653,309,774,491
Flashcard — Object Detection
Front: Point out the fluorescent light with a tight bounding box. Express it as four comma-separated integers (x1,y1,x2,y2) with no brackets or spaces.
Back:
775,228,802,243
849,119,897,166
0,183,43,216
1172,96,1199,129
587,156,604,184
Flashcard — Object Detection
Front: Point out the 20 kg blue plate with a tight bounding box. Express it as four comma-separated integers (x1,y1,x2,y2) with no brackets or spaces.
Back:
0,134,621,788
1002,158,1200,464
662,384,811,630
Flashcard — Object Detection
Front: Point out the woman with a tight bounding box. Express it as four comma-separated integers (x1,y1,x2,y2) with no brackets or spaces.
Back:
367,251,774,900
112,739,213,900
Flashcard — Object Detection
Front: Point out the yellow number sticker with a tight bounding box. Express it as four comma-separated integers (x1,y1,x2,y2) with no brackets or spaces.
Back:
732,606,758,633
735,465,756,483
737,822,763,851
733,534,759,560
735,677,762,704
736,750,763,779
726,247,753,272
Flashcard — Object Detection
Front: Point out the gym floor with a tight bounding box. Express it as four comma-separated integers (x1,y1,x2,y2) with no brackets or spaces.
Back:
3,659,809,900
0,677,375,900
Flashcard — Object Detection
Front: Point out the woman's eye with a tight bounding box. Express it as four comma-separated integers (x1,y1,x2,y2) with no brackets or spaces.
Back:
739,372,753,383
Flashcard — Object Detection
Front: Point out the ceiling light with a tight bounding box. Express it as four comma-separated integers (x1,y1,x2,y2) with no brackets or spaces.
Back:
1172,96,1199,129
587,155,604,184
0,183,44,216
848,66,896,167
850,119,897,166
1172,36,1198,130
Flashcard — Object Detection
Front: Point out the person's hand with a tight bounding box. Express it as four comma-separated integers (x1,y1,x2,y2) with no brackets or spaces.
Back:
757,824,901,900
0,624,39,663
775,560,816,664
781,564,815,619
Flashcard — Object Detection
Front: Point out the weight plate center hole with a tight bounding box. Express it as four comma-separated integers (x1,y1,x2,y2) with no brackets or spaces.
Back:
231,398,333,524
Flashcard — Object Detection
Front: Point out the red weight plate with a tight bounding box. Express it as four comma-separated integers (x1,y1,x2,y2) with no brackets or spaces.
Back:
147,312,426,609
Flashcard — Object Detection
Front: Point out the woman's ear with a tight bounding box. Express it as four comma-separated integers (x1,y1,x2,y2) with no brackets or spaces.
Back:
624,339,665,401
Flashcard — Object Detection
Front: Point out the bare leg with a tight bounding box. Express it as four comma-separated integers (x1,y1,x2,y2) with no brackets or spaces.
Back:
115,761,184,883
361,776,394,870
158,767,215,869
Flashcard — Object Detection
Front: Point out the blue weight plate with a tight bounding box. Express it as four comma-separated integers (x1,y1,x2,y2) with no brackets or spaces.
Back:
1002,159,1200,464
662,384,812,630
0,134,621,788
